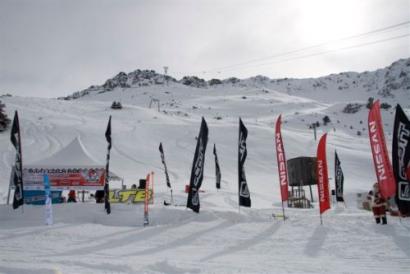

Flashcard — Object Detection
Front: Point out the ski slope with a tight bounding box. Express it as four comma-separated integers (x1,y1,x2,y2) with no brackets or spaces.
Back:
0,68,410,273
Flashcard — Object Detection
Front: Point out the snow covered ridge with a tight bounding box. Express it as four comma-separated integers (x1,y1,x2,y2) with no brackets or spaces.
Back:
62,58,410,100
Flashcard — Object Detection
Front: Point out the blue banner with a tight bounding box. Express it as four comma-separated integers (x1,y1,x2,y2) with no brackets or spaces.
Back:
24,190,62,205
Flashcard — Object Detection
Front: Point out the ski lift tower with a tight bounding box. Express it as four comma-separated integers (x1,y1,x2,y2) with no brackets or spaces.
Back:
163,66,169,86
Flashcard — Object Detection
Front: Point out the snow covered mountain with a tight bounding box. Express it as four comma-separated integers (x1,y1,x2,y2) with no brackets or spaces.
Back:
0,58,410,273
64,58,410,100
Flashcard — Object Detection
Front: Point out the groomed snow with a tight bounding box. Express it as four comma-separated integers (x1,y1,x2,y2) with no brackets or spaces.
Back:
0,77,409,273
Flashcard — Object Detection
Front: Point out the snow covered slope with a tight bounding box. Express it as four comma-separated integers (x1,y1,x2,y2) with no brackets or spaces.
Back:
0,58,409,273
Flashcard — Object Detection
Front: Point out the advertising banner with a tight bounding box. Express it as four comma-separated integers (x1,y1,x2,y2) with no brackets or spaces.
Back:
10,111,24,209
24,190,63,205
317,134,330,214
23,168,106,190
392,104,410,215
334,151,345,202
109,189,153,203
368,100,396,198
238,118,251,207
275,114,289,202
187,117,209,213
214,144,222,189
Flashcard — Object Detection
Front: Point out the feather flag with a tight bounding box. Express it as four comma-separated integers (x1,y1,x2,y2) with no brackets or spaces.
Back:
214,144,221,189
368,100,396,199
104,116,112,214
238,118,251,207
159,143,171,188
392,104,410,215
275,115,289,202
186,117,209,213
317,134,330,215
334,151,344,202
10,111,24,209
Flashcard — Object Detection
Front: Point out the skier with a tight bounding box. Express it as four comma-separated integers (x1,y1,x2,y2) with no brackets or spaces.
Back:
371,183,388,225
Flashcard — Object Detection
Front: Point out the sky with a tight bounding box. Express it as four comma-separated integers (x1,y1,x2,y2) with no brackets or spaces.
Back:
0,0,409,98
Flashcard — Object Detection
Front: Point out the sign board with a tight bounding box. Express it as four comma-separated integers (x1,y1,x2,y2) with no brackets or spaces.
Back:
109,189,153,203
23,168,106,190
287,157,317,186
24,190,63,205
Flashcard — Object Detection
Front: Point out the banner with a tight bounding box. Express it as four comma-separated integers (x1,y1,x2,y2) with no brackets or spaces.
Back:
214,144,221,189
317,134,330,214
392,104,410,215
22,167,105,190
104,116,112,214
159,143,171,188
275,115,289,202
334,151,344,202
368,100,396,199
238,118,251,207
109,189,153,203
10,111,24,209
24,190,63,205
187,117,209,213
44,174,53,225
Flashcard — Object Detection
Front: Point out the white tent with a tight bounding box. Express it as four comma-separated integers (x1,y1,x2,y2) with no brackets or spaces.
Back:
9,137,120,193
25,137,103,169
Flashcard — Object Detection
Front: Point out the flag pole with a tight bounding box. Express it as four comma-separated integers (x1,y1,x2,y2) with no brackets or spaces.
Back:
281,201,286,222
151,171,154,204
6,183,11,205
144,173,150,226
18,113,25,214
320,213,323,225
238,186,240,214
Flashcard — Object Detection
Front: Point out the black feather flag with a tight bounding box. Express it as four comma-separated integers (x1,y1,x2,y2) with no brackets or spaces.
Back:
104,116,112,214
334,151,344,202
10,111,24,209
159,143,171,188
238,118,251,207
393,104,410,216
187,117,209,213
213,144,221,189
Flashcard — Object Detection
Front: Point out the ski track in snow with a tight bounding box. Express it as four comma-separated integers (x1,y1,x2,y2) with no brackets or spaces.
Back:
47,223,182,258
112,144,164,174
1,73,410,273
201,222,282,262
123,220,234,257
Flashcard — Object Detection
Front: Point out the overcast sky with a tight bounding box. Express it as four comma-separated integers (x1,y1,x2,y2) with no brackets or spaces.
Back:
1,0,409,98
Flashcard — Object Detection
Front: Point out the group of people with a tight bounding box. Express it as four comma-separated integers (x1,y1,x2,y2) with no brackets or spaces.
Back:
69,183,391,225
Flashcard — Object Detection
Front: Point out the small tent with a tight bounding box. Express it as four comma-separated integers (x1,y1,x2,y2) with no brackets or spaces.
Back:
26,136,102,168
19,137,112,190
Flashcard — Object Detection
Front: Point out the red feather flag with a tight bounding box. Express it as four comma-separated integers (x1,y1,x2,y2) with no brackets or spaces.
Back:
368,100,396,199
275,115,289,202
317,133,330,215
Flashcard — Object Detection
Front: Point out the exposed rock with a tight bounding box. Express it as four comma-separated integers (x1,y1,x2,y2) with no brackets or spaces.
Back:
180,76,207,88
343,103,363,114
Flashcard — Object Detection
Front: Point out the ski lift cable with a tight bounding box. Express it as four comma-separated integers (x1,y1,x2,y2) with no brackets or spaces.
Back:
221,33,410,73
196,20,410,74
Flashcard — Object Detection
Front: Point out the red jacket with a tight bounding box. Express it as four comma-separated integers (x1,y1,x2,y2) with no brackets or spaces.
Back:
372,193,387,216
68,190,76,199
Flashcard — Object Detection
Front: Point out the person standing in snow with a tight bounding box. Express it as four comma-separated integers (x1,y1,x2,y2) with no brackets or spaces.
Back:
67,190,77,203
371,183,388,225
